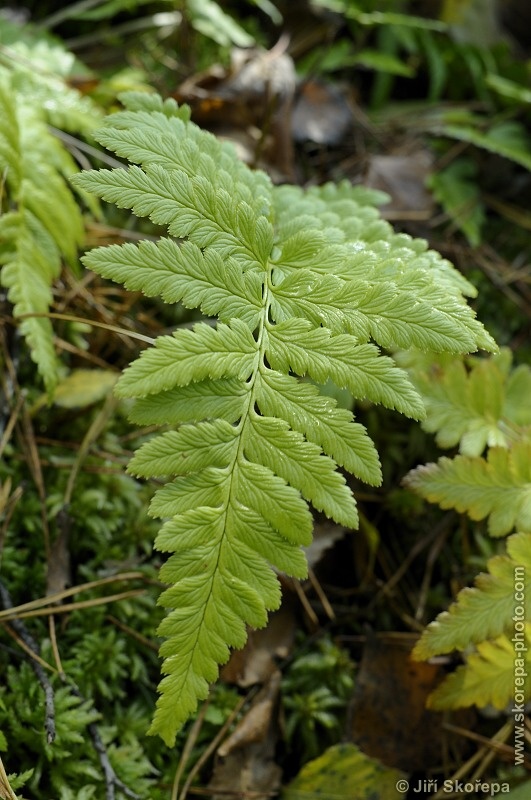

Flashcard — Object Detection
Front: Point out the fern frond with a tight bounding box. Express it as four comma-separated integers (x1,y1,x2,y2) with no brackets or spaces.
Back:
72,91,496,744
256,371,381,485
404,439,531,537
0,213,58,389
1,37,101,135
0,76,85,391
405,348,531,711
270,192,495,355
414,532,531,658
129,378,246,426
245,414,358,528
77,162,273,269
425,626,531,710
270,271,484,352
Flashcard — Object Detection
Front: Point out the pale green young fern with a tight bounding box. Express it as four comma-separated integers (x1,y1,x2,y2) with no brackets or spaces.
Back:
0,75,86,393
72,91,496,745
402,350,531,709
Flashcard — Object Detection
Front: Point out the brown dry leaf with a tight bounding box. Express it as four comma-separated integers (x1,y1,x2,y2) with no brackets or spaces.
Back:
174,40,296,178
365,150,434,218
208,672,282,800
221,603,296,687
349,633,471,771
291,79,354,145
305,520,346,569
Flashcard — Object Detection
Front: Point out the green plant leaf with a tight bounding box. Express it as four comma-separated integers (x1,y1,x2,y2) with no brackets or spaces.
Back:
428,158,484,246
72,91,497,745
436,116,531,171
0,75,86,393
354,49,416,76
425,625,531,710
486,74,531,106
414,532,531,658
186,0,254,47
85,238,263,327
283,742,406,800
398,348,530,456
404,439,531,537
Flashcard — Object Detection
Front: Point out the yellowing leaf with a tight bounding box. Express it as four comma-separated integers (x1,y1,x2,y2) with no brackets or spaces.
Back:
426,625,531,710
282,743,405,800
51,369,118,408
414,532,531,658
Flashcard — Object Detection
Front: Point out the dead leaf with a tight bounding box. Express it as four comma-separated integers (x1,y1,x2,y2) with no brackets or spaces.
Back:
291,79,354,145
208,673,282,800
219,671,281,757
365,150,434,218
174,40,296,179
221,603,296,687
349,633,472,771
305,520,346,569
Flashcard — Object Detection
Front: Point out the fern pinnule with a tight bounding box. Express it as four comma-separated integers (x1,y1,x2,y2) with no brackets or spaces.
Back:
414,532,531,660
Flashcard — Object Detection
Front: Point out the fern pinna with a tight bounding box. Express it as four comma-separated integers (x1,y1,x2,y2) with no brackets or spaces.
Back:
72,92,496,745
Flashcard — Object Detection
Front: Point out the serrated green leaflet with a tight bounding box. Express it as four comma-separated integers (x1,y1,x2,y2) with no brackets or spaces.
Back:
129,379,246,426
115,320,258,397
404,440,531,537
401,348,530,456
265,319,426,418
256,370,381,485
425,626,531,710
403,347,531,712
85,239,263,326
73,91,496,744
414,532,531,658
0,76,85,393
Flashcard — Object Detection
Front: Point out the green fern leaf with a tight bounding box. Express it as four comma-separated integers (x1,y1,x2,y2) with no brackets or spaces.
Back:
265,320,426,418
72,92,496,745
0,212,58,387
404,439,531,536
245,414,358,528
398,348,531,455
414,532,531,658
129,420,239,477
1,35,101,135
425,626,531,710
116,321,257,397
129,378,246,426
0,76,85,392
256,371,381,485
271,272,483,352
84,239,263,326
